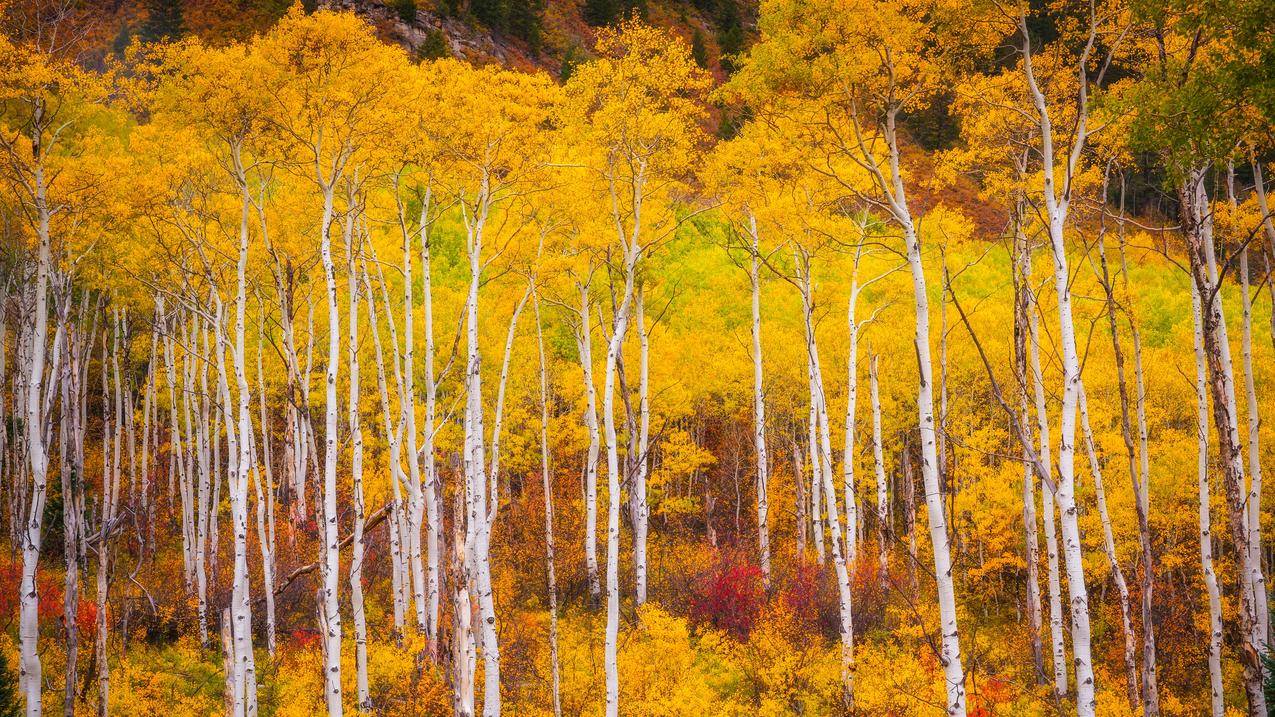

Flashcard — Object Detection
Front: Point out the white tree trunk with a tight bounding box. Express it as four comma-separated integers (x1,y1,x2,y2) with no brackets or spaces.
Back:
1192,278,1226,717
577,283,603,603
534,297,563,717
345,210,369,711
862,104,966,714
1183,170,1266,715
459,185,503,716
843,249,864,566
363,262,408,639
1077,385,1139,710
603,240,640,717
415,197,442,651
1231,166,1269,651
747,216,771,590
633,289,651,605
870,357,889,586
19,148,53,716
889,133,966,714
1028,297,1068,699
817,402,856,711
254,342,277,658
317,184,343,717
1021,30,1097,712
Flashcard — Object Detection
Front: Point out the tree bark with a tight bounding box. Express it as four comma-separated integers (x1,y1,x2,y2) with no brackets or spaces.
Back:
1192,277,1226,717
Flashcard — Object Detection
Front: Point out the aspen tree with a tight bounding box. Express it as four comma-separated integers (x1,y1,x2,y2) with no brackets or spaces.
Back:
1193,278,1225,717
1016,14,1114,708
561,22,709,715
534,296,563,717
1122,5,1269,702
256,13,409,711
728,2,987,707
0,27,100,712
1027,283,1068,699
870,357,889,585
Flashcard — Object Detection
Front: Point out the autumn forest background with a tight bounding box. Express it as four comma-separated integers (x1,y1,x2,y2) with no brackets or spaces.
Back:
1,0,1274,715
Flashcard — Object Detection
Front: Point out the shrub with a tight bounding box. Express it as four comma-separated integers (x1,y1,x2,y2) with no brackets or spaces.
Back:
690,557,764,638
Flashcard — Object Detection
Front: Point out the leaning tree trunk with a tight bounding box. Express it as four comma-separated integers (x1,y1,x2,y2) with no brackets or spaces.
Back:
882,106,967,714
1077,385,1139,711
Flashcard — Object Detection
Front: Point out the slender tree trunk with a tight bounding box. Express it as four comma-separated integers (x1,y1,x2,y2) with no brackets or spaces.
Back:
870,357,889,587
228,156,259,716
1028,290,1069,700
816,393,856,711
1180,168,1266,716
1021,34,1097,712
1094,187,1150,710
60,311,85,717
345,205,370,711
880,107,966,714
459,185,503,716
19,134,53,716
390,194,430,644
603,239,640,717
632,289,651,605
1077,385,1140,710
1192,277,1226,717
451,492,477,717
843,248,864,566
254,340,277,658
363,262,408,640
416,193,442,652
577,283,603,603
534,297,563,717
1230,165,1269,652
318,183,343,717
1012,217,1045,685
747,217,771,591
96,320,122,717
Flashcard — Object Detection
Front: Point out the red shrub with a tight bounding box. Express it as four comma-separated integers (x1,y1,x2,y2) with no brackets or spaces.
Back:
290,628,321,649
689,558,765,639
0,559,95,634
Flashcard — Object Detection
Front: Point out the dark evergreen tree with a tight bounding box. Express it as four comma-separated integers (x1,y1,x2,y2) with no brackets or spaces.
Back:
508,0,545,52
690,28,709,68
111,23,133,57
139,0,184,44
0,650,18,717
715,0,744,74
583,0,619,26
1264,644,1275,716
418,28,451,60
470,0,508,32
395,0,418,23
559,45,581,83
